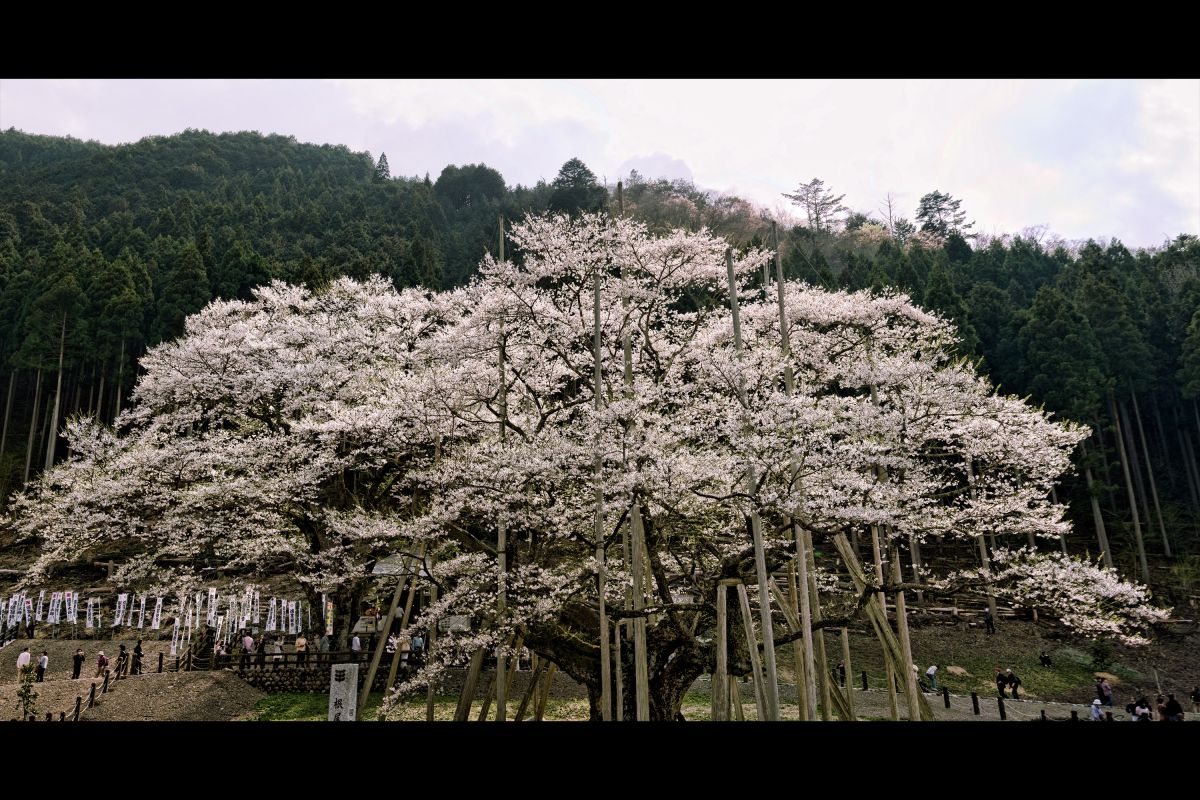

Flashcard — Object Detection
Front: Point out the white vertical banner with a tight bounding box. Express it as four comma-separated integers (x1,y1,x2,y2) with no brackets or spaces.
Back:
151,597,163,630
193,592,202,628
170,620,179,656
65,590,77,623
46,593,60,624
5,594,17,627
206,588,217,626
252,591,261,624
289,601,298,634
137,595,146,628
24,596,33,624
86,598,94,629
266,599,276,632
184,607,193,634
306,602,311,631
243,587,253,626
35,590,45,622
126,597,135,627
114,593,128,628
0,600,6,631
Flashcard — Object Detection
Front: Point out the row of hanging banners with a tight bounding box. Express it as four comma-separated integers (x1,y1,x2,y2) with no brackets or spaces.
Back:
2,588,316,656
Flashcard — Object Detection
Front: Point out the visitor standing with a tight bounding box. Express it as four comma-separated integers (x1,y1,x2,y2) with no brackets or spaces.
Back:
15,647,31,681
35,651,48,682
294,633,307,665
1164,694,1184,721
983,608,995,635
133,640,144,675
1099,677,1113,706
995,669,1007,698
351,634,361,653
272,639,283,668
925,664,939,691
71,648,85,680
94,650,109,678
1090,699,1104,721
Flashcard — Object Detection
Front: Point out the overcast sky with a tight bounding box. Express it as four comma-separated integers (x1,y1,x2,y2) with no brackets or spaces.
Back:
2,79,1197,247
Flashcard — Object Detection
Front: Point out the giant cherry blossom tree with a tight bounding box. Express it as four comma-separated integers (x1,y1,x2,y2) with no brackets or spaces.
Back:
7,213,1165,720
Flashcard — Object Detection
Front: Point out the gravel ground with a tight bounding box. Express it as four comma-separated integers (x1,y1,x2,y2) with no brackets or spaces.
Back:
0,669,265,721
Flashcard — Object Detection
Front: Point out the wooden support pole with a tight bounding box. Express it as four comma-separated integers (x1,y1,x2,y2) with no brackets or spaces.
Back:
840,627,855,720
514,656,544,722
425,584,438,722
780,564,809,720
725,247,780,721
736,582,767,721
890,545,922,722
730,677,745,721
358,562,411,720
454,647,486,722
613,620,624,721
534,662,556,721
997,696,1006,720
871,525,899,721
805,530,832,721
943,686,951,709
386,568,422,695
971,692,980,715
712,582,730,721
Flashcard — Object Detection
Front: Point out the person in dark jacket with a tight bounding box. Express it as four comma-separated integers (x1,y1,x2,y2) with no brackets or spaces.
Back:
132,640,144,675
1164,694,1184,721
983,608,995,634
71,648,85,680
995,669,1008,698
1006,669,1021,699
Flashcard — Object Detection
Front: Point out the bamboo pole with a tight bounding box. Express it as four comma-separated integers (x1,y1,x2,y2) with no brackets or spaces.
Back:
385,545,426,693
495,216,509,721
725,247,780,720
730,677,745,721
784,562,809,720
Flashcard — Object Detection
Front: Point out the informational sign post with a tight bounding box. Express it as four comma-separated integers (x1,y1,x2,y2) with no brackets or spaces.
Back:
328,663,359,722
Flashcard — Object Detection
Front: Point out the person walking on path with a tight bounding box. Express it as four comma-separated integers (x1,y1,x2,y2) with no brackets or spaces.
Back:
1099,677,1113,706
71,648,85,680
1007,669,1022,700
94,650,109,678
983,608,995,634
15,647,31,681
115,644,129,677
1135,697,1152,721
925,664,939,691
995,668,1007,698
351,634,361,653
35,651,48,682
1090,699,1104,721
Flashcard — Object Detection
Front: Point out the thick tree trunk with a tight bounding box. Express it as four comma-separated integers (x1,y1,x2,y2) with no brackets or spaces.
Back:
1080,440,1114,568
113,339,126,419
1118,398,1154,555
23,368,43,483
0,370,15,457
1130,392,1170,557
96,367,106,425
44,312,67,471
1108,391,1150,584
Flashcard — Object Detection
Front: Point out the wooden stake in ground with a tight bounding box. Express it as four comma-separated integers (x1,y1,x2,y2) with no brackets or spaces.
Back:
871,525,899,721
454,647,486,722
770,228,818,721
712,581,731,721
804,529,832,721
736,582,767,720
425,584,438,722
725,247,780,721
840,627,855,720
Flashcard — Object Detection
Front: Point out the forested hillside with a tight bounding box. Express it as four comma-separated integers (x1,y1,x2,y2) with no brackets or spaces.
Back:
1,128,1198,585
